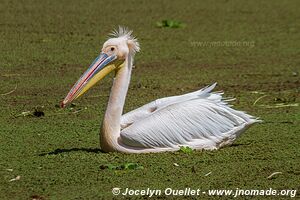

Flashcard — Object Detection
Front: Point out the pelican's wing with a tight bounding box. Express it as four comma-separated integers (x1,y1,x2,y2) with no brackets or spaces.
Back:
120,91,258,150
121,83,219,129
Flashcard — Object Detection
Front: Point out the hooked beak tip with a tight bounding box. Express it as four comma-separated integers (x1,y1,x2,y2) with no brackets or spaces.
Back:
60,101,66,108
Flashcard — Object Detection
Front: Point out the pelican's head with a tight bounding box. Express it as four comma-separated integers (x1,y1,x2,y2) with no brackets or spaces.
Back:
61,27,140,107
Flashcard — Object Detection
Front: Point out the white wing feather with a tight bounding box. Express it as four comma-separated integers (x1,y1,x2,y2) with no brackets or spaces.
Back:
120,83,219,129
120,84,258,150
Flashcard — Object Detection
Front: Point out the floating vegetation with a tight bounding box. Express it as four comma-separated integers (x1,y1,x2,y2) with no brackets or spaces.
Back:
100,163,144,170
179,146,193,153
156,20,185,28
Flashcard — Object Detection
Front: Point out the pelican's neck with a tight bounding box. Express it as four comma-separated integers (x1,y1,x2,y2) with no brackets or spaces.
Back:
100,54,133,152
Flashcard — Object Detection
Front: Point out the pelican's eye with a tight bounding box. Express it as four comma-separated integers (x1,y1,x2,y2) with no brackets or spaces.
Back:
104,46,117,56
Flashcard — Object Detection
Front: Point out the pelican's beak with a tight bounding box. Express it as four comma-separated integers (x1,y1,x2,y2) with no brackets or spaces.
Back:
61,53,120,108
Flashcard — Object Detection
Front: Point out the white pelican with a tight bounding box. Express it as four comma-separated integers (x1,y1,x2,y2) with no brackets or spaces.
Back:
61,27,259,153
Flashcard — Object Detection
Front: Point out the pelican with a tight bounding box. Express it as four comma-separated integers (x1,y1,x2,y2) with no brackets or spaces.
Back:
61,27,259,153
